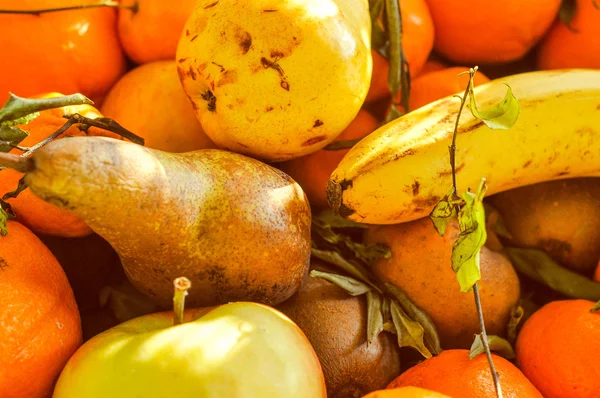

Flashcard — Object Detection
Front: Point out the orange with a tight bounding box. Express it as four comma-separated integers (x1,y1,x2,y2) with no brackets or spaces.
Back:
537,0,600,69
362,386,450,398
366,0,435,102
117,0,197,64
0,0,126,104
100,60,216,152
417,59,447,76
516,299,600,397
0,93,119,237
0,221,82,398
388,349,543,398
409,67,491,111
424,0,561,64
278,109,378,209
364,218,521,349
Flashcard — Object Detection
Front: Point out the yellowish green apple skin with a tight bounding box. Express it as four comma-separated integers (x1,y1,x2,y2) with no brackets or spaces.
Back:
52,302,327,397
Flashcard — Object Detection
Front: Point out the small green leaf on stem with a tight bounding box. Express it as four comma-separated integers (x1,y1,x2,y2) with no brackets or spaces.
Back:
506,305,524,344
0,201,14,236
390,300,432,358
2,112,39,127
429,187,463,236
505,247,600,301
452,178,488,292
366,291,384,345
369,0,388,56
2,176,28,201
0,125,29,152
591,301,600,312
0,93,92,123
470,335,515,360
310,269,372,296
386,283,442,355
468,82,520,130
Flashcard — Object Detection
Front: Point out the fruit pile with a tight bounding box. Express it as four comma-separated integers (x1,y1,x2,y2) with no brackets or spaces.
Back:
0,1,599,397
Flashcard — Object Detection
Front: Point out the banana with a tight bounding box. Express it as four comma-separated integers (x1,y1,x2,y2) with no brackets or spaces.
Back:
327,69,600,225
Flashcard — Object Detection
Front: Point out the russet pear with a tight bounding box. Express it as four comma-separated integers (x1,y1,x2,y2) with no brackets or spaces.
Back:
22,136,312,308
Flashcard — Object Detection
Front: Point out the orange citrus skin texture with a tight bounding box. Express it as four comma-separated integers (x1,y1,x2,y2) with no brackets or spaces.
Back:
366,0,435,102
278,110,378,209
409,67,490,111
362,386,451,397
117,0,198,64
424,0,561,64
388,350,543,398
537,0,600,69
100,60,216,153
0,94,118,237
0,221,82,398
516,299,600,398
0,0,126,104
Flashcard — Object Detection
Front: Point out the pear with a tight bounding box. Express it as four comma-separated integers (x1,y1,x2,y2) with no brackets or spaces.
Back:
20,136,312,308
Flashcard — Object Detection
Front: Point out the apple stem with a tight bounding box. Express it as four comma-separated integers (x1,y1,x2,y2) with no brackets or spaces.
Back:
173,277,191,326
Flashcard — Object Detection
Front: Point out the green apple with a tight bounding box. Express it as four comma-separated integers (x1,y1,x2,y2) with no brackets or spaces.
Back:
53,296,327,397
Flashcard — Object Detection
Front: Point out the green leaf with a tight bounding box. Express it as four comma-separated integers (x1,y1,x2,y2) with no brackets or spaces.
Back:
0,92,92,124
310,247,379,289
366,291,384,345
468,82,520,130
385,283,442,355
2,175,28,201
389,300,432,358
1,111,40,127
312,217,391,266
0,125,29,152
429,187,463,236
452,179,488,292
469,335,515,360
506,305,524,344
309,269,372,296
505,247,600,301
591,301,600,312
0,205,10,236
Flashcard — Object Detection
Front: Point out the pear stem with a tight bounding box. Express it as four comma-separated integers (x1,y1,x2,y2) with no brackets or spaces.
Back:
0,152,34,173
0,0,138,15
173,277,192,326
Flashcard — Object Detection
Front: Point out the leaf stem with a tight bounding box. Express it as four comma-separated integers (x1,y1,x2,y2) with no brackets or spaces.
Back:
0,0,138,15
474,283,503,398
173,277,191,326
450,66,503,398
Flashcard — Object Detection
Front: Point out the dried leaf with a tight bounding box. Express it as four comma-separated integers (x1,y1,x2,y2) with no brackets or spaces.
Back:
2,175,27,201
390,300,432,358
386,283,442,355
505,247,600,301
558,0,579,32
310,248,378,289
468,82,520,130
0,92,92,123
310,269,371,296
0,125,29,152
506,305,524,344
429,187,462,236
452,179,488,292
469,334,515,360
366,291,384,345
314,209,369,229
591,301,600,312
483,202,513,239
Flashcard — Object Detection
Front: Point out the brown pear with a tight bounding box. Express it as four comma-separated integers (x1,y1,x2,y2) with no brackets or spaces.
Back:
21,136,311,308
276,260,402,398
487,178,600,273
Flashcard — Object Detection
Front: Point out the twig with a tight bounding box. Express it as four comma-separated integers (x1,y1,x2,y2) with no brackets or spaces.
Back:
474,284,503,398
21,118,77,157
0,0,138,15
0,153,34,173
450,67,503,398
65,114,145,145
